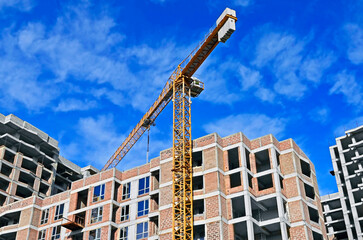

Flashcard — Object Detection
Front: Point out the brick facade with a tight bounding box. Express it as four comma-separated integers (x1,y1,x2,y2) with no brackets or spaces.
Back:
0,131,327,239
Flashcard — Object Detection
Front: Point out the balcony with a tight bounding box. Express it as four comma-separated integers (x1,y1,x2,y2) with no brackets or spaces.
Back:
61,215,85,231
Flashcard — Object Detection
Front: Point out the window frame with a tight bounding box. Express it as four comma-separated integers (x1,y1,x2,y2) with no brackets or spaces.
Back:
119,226,128,240
122,182,131,200
93,184,105,202
138,177,150,195
90,206,103,224
51,225,61,240
89,228,101,240
136,221,148,239
54,204,64,221
38,229,46,240
120,205,130,222
40,208,49,224
137,199,149,217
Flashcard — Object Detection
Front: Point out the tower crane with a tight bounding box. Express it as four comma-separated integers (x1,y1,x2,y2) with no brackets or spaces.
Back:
102,8,237,240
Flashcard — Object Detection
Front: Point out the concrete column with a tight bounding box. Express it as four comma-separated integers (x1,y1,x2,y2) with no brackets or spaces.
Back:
0,146,5,159
33,179,40,192
271,148,289,240
36,165,43,178
14,153,23,168
244,193,254,240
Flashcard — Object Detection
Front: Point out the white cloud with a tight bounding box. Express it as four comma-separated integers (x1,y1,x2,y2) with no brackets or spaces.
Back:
255,87,276,102
344,24,363,65
233,0,252,7
54,98,98,112
238,64,275,102
196,58,242,104
239,65,262,90
203,113,286,139
0,58,57,110
60,114,171,170
330,71,363,107
300,53,335,83
252,32,334,99
309,107,329,124
0,0,34,11
0,2,190,113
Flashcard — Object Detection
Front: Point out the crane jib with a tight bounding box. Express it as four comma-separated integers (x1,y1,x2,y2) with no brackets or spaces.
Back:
102,9,237,172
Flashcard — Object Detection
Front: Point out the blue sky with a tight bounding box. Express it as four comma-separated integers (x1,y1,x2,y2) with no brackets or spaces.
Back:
0,0,362,195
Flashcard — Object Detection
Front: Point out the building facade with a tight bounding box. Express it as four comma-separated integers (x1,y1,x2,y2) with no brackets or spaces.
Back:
0,113,96,207
0,130,327,239
322,125,363,240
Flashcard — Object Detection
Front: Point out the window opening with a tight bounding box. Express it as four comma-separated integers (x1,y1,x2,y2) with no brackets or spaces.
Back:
138,199,149,217
138,177,150,195
93,184,105,202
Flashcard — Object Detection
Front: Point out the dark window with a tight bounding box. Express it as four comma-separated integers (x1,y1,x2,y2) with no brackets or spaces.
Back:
120,227,128,240
40,208,49,224
230,172,242,188
193,176,204,190
121,205,129,221
54,204,64,220
38,229,46,240
122,182,130,200
257,174,273,191
192,151,203,167
89,228,101,240
304,183,315,200
255,149,271,172
90,207,103,223
51,226,61,240
193,199,204,215
300,159,311,177
245,148,251,170
228,147,239,170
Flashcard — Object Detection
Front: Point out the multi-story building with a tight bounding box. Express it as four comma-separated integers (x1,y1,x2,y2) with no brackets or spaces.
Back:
321,193,347,239
0,113,96,206
322,125,363,240
0,130,327,240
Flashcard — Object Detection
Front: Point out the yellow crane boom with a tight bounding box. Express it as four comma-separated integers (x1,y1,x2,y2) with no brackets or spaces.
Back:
102,8,237,240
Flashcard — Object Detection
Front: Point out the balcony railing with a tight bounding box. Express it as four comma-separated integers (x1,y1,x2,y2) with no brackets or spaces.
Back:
61,215,85,231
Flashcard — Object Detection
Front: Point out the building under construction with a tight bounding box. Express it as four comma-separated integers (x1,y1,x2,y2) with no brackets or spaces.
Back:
322,125,363,240
0,113,328,240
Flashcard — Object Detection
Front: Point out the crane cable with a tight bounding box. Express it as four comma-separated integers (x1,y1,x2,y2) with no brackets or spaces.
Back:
146,127,150,163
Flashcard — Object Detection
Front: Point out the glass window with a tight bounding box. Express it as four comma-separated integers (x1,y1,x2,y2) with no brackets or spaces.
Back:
89,228,101,240
122,182,130,200
136,222,148,239
138,177,150,195
120,205,129,221
119,226,128,240
40,208,49,224
38,229,46,240
54,204,64,220
91,206,103,224
137,199,149,217
93,184,105,202
51,226,61,240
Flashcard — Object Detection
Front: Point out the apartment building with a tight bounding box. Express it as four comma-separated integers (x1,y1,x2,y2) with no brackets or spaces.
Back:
0,113,95,206
322,125,363,240
0,131,327,240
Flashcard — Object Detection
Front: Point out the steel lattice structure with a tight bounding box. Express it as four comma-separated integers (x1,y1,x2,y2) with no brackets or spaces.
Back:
101,8,237,240
172,75,194,239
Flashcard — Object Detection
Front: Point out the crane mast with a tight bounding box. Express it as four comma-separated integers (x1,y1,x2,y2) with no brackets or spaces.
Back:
102,8,237,240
